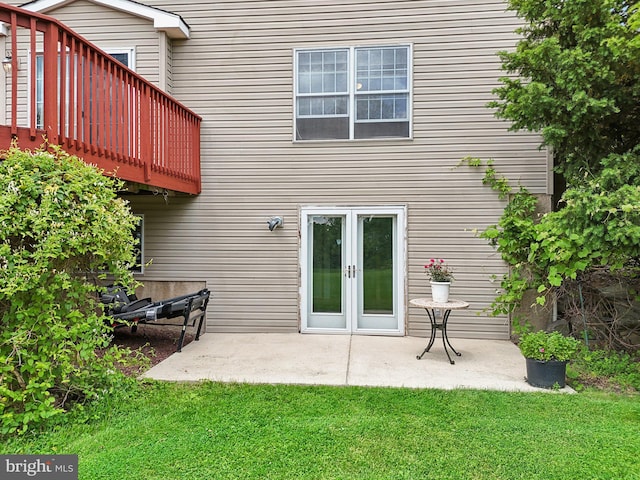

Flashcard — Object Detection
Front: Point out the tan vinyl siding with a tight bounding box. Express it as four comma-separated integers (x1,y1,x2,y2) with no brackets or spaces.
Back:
9,0,549,339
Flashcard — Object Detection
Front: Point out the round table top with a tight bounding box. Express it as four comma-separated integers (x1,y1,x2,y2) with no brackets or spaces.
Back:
409,298,470,310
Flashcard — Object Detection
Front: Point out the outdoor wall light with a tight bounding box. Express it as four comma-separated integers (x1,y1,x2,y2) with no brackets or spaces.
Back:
2,53,19,74
267,216,283,231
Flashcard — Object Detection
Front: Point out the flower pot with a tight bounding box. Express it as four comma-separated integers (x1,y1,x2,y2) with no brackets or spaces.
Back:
525,358,568,389
430,281,451,303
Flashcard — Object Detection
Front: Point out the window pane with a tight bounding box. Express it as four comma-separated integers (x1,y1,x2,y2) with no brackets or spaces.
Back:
370,98,381,119
395,97,407,118
383,49,396,69
356,97,368,120
362,217,393,314
336,97,348,115
298,49,348,95
310,97,323,115
323,73,335,93
325,98,336,115
297,98,311,116
356,47,408,93
310,52,323,72
298,74,310,93
298,54,310,72
356,94,408,121
395,47,408,68
337,72,348,91
369,49,381,67
311,75,323,93
382,97,395,118
298,96,349,118
109,52,130,67
312,216,344,314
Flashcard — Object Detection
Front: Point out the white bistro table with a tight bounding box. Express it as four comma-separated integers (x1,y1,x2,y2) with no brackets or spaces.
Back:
409,298,470,364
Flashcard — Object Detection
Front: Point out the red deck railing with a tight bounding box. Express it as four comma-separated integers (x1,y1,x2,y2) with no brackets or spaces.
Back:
0,3,202,194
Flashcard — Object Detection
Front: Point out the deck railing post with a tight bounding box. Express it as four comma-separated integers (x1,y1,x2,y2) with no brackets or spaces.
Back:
42,23,59,145
140,83,152,182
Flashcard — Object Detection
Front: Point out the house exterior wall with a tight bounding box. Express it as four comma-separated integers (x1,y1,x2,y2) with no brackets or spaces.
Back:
7,0,550,339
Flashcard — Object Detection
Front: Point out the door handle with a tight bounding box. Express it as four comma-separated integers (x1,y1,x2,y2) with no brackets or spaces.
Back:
344,266,357,278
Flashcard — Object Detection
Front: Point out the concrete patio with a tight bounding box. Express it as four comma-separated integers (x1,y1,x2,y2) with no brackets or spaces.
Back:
142,333,573,392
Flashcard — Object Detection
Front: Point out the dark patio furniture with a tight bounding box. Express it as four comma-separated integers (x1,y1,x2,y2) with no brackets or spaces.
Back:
101,286,211,352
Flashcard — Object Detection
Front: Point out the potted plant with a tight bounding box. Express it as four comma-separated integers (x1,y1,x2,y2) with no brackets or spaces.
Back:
424,258,454,303
518,330,582,389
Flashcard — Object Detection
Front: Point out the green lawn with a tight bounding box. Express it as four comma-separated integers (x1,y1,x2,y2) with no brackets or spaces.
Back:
3,382,639,480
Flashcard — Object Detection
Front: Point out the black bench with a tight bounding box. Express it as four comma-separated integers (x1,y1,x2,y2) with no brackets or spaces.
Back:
101,286,211,352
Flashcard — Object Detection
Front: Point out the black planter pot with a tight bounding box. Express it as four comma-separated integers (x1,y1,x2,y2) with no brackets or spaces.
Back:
525,358,568,389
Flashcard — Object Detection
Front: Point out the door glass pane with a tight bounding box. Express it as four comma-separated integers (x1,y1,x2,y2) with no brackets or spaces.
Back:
312,216,343,313
362,217,393,314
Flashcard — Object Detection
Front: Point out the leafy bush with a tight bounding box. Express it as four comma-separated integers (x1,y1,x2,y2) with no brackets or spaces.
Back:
518,331,582,361
0,145,140,435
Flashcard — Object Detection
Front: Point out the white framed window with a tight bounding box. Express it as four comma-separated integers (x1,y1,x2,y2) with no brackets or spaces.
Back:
106,48,136,71
294,45,411,141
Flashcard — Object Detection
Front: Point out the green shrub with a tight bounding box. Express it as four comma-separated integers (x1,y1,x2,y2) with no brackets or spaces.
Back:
0,145,140,435
518,331,582,361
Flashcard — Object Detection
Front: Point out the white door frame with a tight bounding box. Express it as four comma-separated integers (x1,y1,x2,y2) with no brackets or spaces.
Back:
300,205,406,335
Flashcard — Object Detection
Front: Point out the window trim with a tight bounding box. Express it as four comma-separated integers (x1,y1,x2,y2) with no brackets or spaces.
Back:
293,44,413,142
106,47,137,71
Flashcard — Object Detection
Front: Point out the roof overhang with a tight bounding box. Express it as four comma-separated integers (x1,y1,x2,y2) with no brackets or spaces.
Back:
20,0,190,39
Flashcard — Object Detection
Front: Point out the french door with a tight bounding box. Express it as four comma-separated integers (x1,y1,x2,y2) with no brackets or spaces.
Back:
300,206,406,334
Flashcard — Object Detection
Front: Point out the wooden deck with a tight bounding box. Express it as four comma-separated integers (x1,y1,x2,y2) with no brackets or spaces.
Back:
0,4,202,194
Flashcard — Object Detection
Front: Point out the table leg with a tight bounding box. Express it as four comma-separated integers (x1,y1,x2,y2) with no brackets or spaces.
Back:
441,310,462,364
416,308,438,359
416,308,462,364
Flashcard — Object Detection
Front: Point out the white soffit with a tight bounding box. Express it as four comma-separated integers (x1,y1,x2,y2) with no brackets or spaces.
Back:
20,0,190,39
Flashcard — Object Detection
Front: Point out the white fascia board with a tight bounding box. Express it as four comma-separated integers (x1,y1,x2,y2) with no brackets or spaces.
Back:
21,0,190,39
20,0,73,11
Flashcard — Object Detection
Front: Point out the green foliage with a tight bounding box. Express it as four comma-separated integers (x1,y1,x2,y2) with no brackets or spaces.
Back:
518,330,582,361
0,145,140,435
491,0,640,184
570,349,640,392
